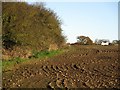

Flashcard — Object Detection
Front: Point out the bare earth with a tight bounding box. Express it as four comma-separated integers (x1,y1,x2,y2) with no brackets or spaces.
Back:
3,45,120,89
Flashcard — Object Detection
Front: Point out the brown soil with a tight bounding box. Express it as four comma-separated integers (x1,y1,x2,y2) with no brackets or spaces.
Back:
2,45,120,89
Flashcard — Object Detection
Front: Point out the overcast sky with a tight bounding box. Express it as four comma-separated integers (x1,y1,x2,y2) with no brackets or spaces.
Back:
27,0,119,43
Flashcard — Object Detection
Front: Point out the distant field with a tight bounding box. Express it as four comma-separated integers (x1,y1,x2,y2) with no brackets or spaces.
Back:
3,45,119,88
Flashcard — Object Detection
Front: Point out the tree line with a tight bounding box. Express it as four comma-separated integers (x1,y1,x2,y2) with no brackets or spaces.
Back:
70,35,119,45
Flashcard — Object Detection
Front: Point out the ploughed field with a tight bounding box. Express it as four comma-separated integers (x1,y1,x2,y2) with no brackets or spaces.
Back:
3,45,120,88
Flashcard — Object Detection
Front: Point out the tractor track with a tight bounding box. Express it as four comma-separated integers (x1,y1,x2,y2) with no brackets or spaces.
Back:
3,45,120,88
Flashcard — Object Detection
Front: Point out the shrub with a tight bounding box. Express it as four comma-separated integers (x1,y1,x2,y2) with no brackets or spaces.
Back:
2,2,66,51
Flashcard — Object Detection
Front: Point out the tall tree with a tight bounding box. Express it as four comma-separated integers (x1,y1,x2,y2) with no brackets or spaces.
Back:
77,36,93,45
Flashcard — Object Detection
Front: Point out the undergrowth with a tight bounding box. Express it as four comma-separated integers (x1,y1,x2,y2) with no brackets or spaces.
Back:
32,50,62,58
2,49,64,71
2,57,27,71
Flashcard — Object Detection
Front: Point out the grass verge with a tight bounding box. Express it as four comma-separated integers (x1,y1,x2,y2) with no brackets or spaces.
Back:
32,49,63,58
2,49,65,71
2,57,27,71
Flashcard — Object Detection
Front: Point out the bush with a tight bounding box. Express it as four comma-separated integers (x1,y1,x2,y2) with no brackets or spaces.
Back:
2,2,66,50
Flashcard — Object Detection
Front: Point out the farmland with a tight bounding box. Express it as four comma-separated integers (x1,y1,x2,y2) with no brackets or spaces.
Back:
2,45,120,89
